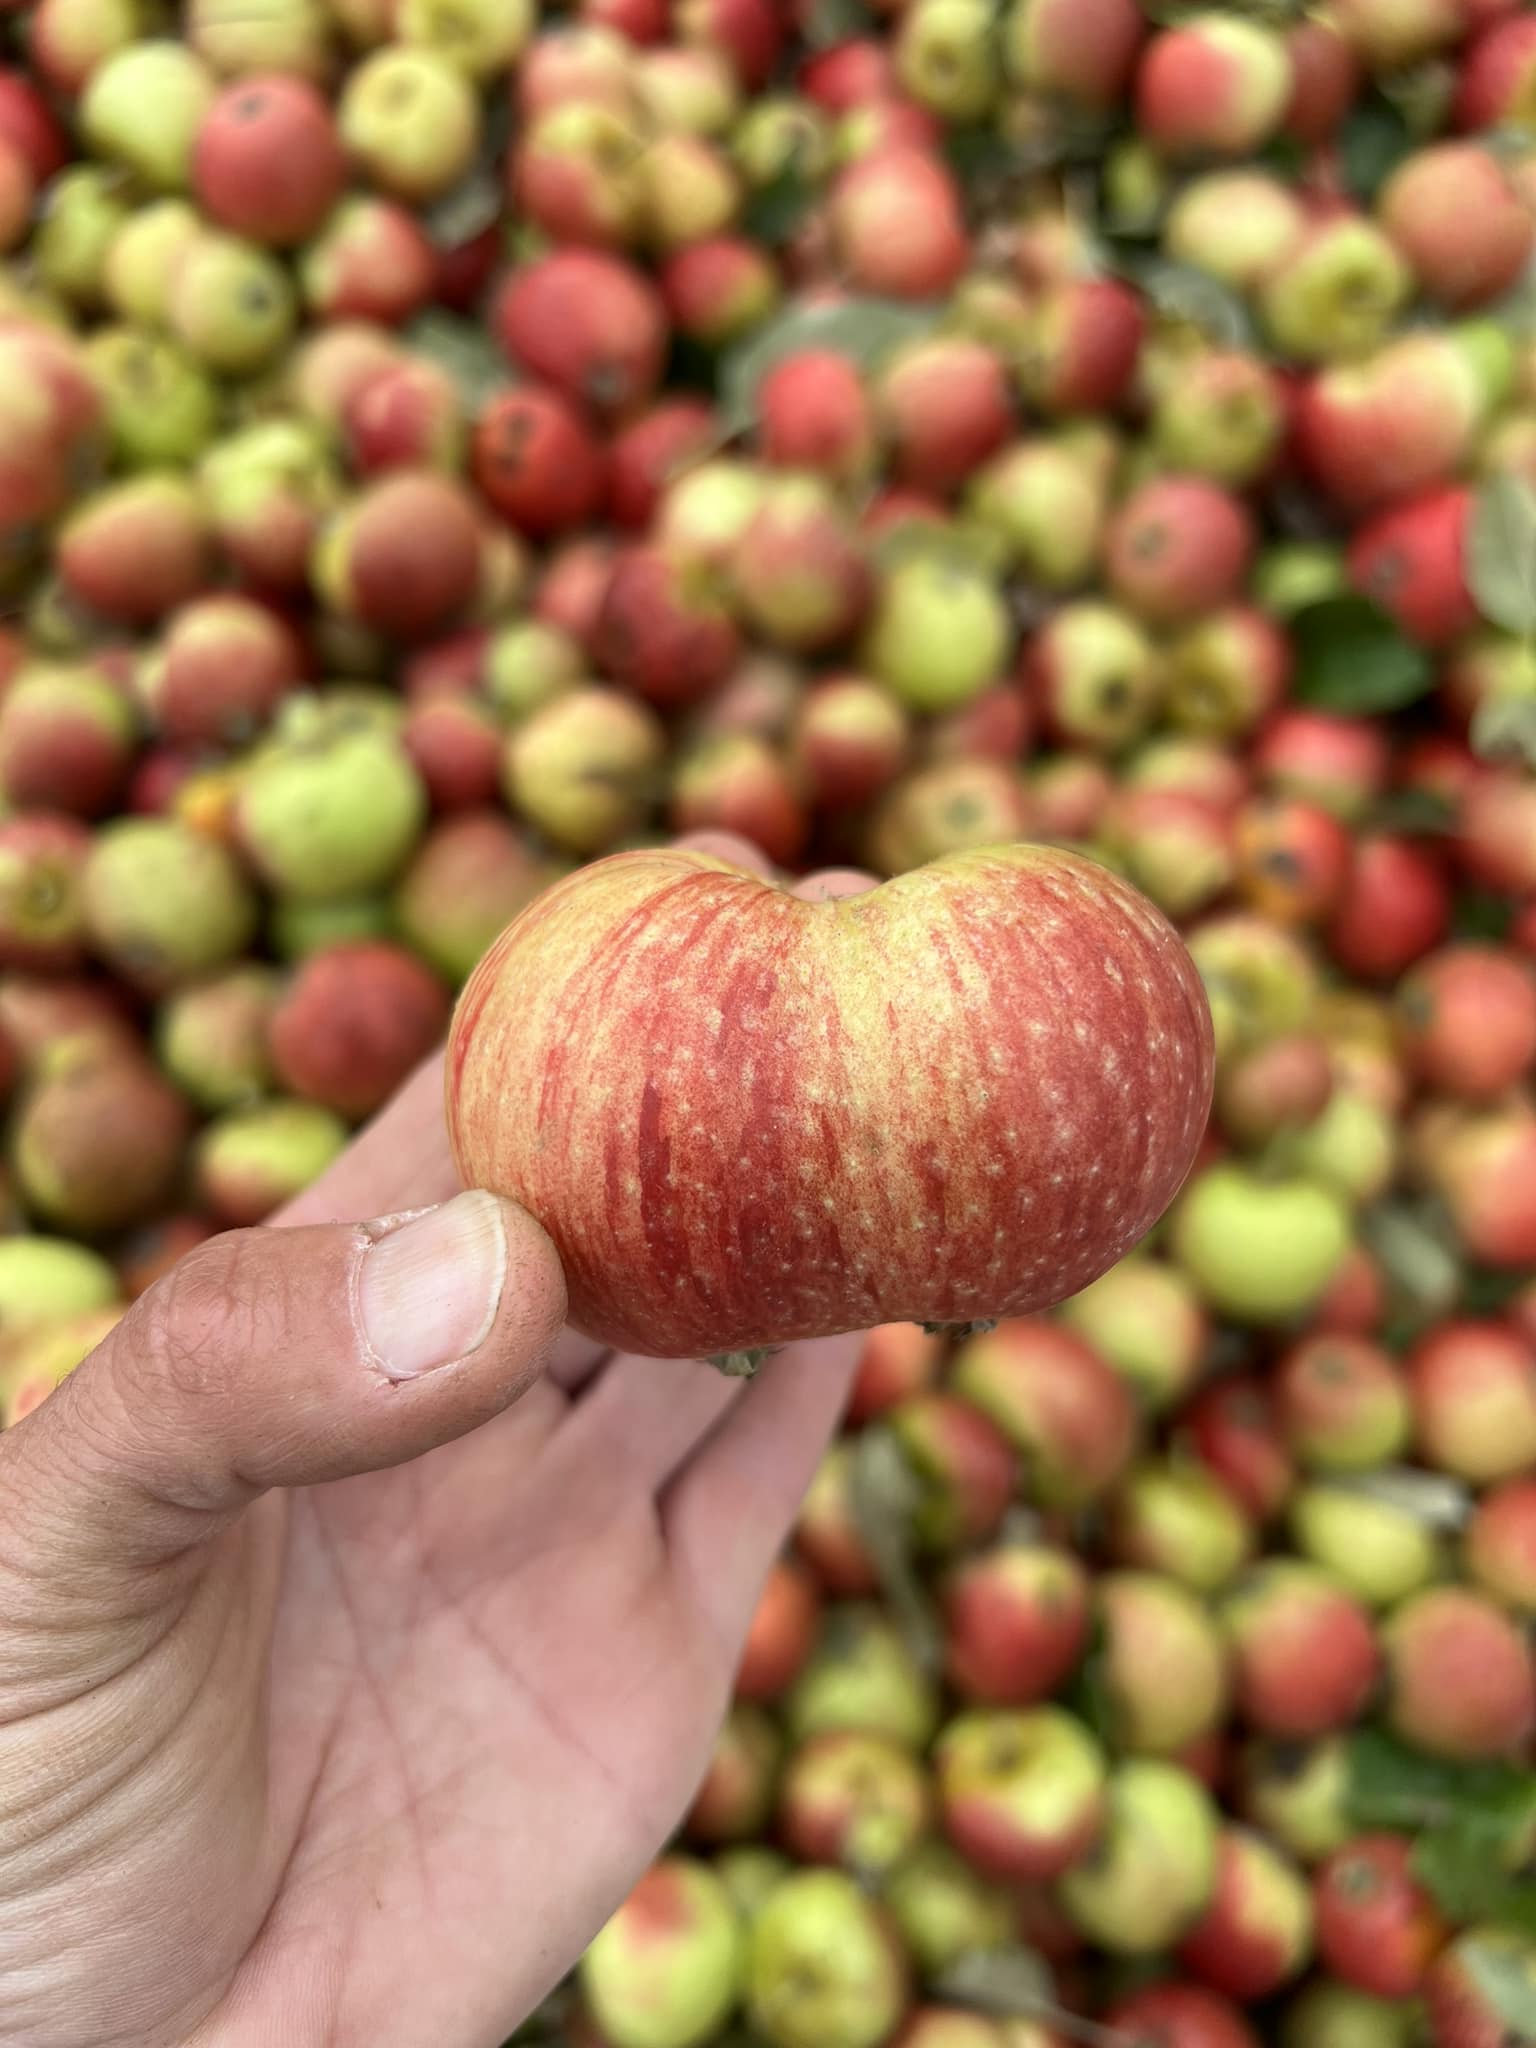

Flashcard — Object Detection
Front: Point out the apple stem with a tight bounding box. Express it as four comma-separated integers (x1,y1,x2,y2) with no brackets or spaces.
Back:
921,1318,999,1339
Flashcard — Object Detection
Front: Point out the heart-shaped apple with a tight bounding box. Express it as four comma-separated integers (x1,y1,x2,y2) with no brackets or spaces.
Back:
446,843,1213,1361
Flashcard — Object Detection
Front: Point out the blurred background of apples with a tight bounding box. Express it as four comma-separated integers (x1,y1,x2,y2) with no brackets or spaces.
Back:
0,0,1533,2038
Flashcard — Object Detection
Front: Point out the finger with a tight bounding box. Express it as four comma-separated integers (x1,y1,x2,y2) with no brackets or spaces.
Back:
556,1349,743,1489
790,867,877,901
0,1193,566,1690
274,1052,457,1227
661,1331,862,1648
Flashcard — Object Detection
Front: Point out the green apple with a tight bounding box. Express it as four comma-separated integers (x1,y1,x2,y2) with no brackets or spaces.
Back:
579,1857,743,2048
1172,1164,1352,1323
747,1871,907,2048
862,550,1011,713
81,41,217,190
1060,1759,1218,1953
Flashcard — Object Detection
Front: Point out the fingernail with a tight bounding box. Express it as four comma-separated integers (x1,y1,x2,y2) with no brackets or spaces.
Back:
359,1191,507,1381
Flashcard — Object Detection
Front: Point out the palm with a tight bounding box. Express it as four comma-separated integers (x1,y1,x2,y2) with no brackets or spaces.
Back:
93,1056,859,2048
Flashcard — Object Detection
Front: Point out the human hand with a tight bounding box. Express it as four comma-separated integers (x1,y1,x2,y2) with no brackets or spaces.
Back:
0,836,873,2048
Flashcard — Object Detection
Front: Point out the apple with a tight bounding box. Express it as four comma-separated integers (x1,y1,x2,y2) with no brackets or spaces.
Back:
1163,168,1305,290
1327,835,1450,983
80,40,216,189
157,965,279,1112
516,22,634,114
496,249,667,418
1221,1561,1379,1739
1177,1824,1315,2002
828,146,968,300
639,131,740,251
238,726,426,900
0,1235,119,1343
1464,1476,1536,1611
29,0,141,94
736,1556,821,1702
1106,1984,1259,2048
397,0,533,73
596,542,742,704
200,418,339,590
514,99,649,248
185,0,330,79
269,940,448,1122
1313,1835,1446,2002
1383,1586,1535,1761
502,687,665,855
195,1098,347,1225
580,1858,743,2048
144,594,301,750
1455,11,1536,127
1059,1760,1218,1954
1108,1462,1255,1593
338,45,479,203
1002,0,1145,110
951,1317,1138,1505
732,478,871,655
1172,1164,1351,1325
661,234,780,346
966,434,1108,591
0,815,91,976
1099,1571,1232,1758
57,474,212,625
192,75,343,245
0,1304,123,1429
1397,945,1536,1099
1237,1737,1352,1868
1150,349,1286,489
1276,1335,1411,1473
402,696,501,811
878,338,1012,496
778,1728,929,1875
746,1870,907,2048
631,44,739,132
686,1703,780,1845
895,0,999,120
882,1840,1013,1980
1331,0,1460,67
1217,1034,1334,1149
1029,601,1160,753
84,817,257,992
0,666,135,820
1017,277,1144,416
1107,789,1236,922
1427,1928,1536,2048
394,813,555,984
1295,331,1486,513
757,351,875,486
449,842,1212,1360
1409,1318,1536,1484
935,1705,1108,1881
1253,710,1388,822
1057,1256,1208,1414
669,735,806,868
790,677,909,813
12,1040,190,1235
610,400,718,530
941,1543,1090,1707
1185,1376,1295,1524
1135,14,1293,158
1280,1980,1420,2048
300,197,436,325
1259,218,1412,366
1106,477,1255,628
885,1392,1016,1555
787,1604,938,1749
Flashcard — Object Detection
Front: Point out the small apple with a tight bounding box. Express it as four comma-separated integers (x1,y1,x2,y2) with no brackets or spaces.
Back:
935,1705,1108,1882
1059,1760,1218,1955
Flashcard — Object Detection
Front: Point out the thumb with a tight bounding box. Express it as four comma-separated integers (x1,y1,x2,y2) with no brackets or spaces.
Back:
0,1191,565,1631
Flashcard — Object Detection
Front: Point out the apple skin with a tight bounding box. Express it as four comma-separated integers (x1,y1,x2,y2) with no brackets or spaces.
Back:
1176,1824,1315,2002
579,1856,743,2048
447,843,1213,1359
1313,1835,1445,2001
1383,1586,1535,1762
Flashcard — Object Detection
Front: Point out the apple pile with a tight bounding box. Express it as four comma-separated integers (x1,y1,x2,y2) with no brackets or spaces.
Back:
0,0,1530,2035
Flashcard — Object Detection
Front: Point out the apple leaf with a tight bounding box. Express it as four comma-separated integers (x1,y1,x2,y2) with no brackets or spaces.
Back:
1339,94,1415,200
1334,1466,1471,1531
1468,474,1536,635
849,1427,942,1674
1472,693,1536,769
1362,1201,1461,1325
1347,1731,1536,1935
933,1945,1056,2017
741,163,821,248
1370,787,1458,836
801,0,874,46
1461,1931,1536,2034
402,312,508,410
1116,254,1252,350
720,298,942,433
1290,595,1433,715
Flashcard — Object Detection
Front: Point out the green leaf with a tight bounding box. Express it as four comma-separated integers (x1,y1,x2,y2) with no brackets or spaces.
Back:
801,0,874,45
1117,255,1252,349
1348,1730,1536,1836
1370,787,1458,837
933,1944,1056,2017
1472,693,1536,768
1469,474,1536,634
1461,1929,1536,2033
1415,1831,1536,1937
1339,95,1415,201
719,297,942,433
402,312,507,411
1290,595,1433,715
741,162,820,247
849,1427,942,1674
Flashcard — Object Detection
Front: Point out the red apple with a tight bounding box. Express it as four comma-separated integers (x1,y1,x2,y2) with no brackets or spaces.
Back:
447,845,1213,1360
495,249,667,419
1313,1834,1446,2000
1383,1586,1535,1761
942,1543,1091,1707
269,940,448,1122
1378,142,1534,310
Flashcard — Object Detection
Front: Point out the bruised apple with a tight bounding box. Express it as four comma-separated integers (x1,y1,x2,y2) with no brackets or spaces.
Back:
446,844,1213,1363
